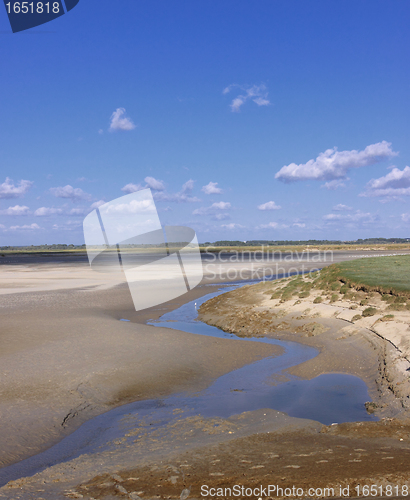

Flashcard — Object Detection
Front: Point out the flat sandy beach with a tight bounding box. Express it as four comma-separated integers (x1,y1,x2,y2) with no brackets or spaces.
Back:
0,250,410,499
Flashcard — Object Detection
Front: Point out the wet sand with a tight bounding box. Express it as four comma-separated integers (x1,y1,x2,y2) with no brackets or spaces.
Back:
1,250,410,499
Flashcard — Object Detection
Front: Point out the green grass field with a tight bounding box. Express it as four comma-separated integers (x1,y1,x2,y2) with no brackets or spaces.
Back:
317,255,410,295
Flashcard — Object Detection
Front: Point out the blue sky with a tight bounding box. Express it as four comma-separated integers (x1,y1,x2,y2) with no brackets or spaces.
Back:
1,0,410,245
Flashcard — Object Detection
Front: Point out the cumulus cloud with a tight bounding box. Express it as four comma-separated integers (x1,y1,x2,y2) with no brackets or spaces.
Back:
293,222,306,228
122,177,165,195
401,213,410,223
275,141,397,184
202,182,223,195
8,223,41,231
223,84,270,112
193,201,231,216
50,185,92,202
360,166,410,198
121,183,143,194
90,200,105,209
333,204,353,211
109,108,136,132
257,201,281,211
0,177,33,199
154,180,200,203
34,207,63,216
0,205,30,216
144,176,165,191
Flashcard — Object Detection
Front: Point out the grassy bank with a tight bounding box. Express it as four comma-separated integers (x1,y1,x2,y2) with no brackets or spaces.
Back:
315,255,410,296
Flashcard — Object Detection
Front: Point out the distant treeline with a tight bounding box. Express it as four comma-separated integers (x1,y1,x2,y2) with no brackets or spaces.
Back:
200,238,410,247
1,238,410,252
0,244,86,250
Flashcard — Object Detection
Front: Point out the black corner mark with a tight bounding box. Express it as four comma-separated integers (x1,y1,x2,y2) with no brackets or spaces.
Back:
3,0,79,33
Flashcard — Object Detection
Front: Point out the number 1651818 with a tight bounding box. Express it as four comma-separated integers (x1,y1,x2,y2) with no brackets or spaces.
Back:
5,2,60,14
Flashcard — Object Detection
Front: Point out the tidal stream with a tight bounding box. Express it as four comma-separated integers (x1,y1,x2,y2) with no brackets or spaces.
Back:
0,281,376,487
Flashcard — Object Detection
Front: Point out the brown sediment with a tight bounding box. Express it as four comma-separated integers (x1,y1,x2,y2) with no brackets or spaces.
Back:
2,255,410,499
0,280,280,470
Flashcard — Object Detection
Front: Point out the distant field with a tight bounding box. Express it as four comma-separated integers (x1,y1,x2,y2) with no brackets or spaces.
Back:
318,255,410,295
1,242,409,255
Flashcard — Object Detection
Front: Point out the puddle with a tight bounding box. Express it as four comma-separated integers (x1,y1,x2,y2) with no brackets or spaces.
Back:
0,280,377,487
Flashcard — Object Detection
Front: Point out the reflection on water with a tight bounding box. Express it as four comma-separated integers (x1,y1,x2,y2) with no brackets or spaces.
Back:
0,281,377,487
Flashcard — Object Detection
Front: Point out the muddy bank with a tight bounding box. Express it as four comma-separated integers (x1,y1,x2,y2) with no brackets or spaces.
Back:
198,278,410,418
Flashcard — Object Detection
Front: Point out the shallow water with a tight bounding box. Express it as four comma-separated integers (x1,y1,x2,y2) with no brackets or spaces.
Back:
0,280,376,487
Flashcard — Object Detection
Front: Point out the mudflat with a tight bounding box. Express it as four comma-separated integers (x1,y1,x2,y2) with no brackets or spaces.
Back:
1,251,410,499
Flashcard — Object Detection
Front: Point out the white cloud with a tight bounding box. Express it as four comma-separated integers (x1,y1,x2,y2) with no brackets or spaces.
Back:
321,179,347,190
258,222,278,229
257,201,281,211
401,213,410,223
144,176,165,191
0,177,33,199
202,182,223,195
90,200,105,209
154,179,200,203
361,166,410,198
68,208,87,216
100,199,156,215
121,183,143,194
221,223,245,229
109,108,136,132
34,207,63,216
0,205,30,216
275,141,397,183
122,177,165,195
0,224,5,229
52,220,82,231
333,204,353,211
323,210,379,225
213,213,230,221
293,222,306,228
8,223,41,231
223,84,271,112
50,185,92,202
193,201,231,216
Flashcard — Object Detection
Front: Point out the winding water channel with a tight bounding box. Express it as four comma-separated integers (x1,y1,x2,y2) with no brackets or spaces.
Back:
0,280,376,487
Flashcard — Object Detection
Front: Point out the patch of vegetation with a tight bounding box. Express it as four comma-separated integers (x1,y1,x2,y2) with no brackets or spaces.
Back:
380,314,394,322
313,296,323,304
298,291,310,298
352,314,362,322
328,255,410,296
360,299,368,306
270,290,282,300
339,284,349,294
362,307,378,317
330,282,341,291
330,293,339,303
387,303,407,311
